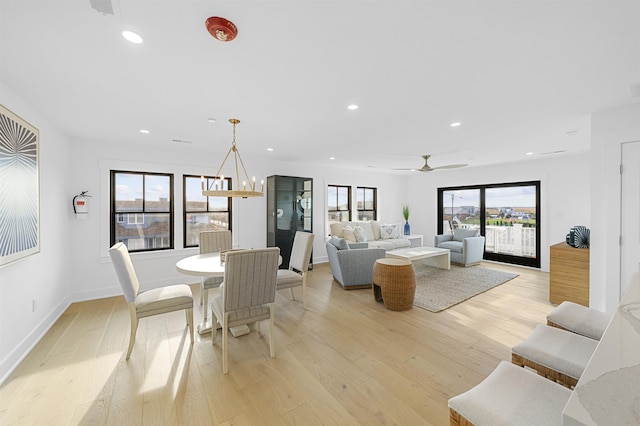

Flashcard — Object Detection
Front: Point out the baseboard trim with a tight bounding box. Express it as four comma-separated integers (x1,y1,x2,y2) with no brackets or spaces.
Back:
0,296,71,385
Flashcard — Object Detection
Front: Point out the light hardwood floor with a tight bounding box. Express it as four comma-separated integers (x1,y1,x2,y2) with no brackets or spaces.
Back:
0,261,553,425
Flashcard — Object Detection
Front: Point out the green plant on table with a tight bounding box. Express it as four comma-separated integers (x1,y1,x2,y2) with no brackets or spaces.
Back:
402,204,410,221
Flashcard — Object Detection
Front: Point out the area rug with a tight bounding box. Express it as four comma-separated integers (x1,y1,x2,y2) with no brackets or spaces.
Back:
412,264,518,312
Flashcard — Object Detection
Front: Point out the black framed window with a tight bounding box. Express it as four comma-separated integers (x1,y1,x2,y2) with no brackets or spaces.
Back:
356,186,377,221
183,175,232,248
437,181,540,268
327,185,351,232
110,170,174,252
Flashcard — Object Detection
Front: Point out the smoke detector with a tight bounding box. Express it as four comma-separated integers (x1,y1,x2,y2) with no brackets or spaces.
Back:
206,17,238,42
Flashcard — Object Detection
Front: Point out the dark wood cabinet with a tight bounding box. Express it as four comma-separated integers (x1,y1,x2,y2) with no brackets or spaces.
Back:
266,175,313,269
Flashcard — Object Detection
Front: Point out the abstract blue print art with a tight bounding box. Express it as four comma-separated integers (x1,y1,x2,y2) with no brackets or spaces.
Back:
0,104,39,266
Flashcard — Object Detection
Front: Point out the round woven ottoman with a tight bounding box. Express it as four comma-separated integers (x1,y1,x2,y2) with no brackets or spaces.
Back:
372,258,416,311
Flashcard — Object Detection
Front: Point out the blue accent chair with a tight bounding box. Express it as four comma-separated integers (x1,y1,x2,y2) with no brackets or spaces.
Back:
434,228,485,267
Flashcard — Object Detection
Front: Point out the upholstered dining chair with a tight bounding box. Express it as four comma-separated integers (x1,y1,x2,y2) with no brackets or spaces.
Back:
210,247,280,374
198,230,232,305
109,242,194,360
276,231,314,308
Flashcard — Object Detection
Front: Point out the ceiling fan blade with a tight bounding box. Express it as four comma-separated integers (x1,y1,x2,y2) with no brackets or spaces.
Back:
430,163,468,170
393,154,468,172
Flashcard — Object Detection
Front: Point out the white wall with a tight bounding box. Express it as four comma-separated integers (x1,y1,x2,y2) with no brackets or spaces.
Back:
406,153,592,272
590,103,640,312
0,83,72,382
66,138,410,302
65,139,593,310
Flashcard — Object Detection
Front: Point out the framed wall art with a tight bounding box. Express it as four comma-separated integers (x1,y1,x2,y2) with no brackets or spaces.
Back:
0,104,40,266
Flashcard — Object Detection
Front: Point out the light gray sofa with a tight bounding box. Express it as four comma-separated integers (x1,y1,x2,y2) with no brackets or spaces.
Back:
329,221,411,251
434,228,485,267
326,237,386,289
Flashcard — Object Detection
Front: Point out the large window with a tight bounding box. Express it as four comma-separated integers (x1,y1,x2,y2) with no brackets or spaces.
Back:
183,175,232,247
327,185,351,232
111,171,173,252
438,181,540,268
356,186,377,221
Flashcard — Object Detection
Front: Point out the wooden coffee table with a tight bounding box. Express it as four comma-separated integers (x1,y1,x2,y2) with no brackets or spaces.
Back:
385,246,451,270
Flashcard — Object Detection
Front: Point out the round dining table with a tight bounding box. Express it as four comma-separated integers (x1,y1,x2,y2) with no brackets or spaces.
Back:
175,252,249,337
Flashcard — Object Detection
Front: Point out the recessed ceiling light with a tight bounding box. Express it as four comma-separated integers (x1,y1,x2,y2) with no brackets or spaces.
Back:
526,152,534,156
450,122,461,127
207,117,217,123
122,30,144,44
140,129,150,134
347,105,358,110
329,157,336,160
266,148,274,152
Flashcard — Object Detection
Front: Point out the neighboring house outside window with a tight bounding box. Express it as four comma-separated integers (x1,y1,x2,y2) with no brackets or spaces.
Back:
183,175,232,248
356,186,377,221
110,170,174,252
327,184,351,234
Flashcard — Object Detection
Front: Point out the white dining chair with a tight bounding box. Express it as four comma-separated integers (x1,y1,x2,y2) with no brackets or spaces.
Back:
210,247,280,374
109,242,194,360
199,230,232,306
276,231,314,308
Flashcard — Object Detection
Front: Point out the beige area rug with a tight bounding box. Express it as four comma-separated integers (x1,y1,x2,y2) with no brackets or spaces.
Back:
412,264,518,312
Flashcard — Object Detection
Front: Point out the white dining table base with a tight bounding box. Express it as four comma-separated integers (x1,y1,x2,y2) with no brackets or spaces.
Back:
199,286,250,337
197,320,249,337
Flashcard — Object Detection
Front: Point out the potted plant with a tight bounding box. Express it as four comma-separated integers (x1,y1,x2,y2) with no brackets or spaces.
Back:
402,204,411,235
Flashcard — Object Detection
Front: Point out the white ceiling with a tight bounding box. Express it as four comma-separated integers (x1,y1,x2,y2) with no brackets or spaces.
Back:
1,1,639,173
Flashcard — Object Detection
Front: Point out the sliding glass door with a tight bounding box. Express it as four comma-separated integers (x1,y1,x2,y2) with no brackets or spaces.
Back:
438,181,540,268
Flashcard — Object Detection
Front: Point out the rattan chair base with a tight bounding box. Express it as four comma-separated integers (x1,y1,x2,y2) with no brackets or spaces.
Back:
511,353,578,389
547,319,571,332
449,408,474,426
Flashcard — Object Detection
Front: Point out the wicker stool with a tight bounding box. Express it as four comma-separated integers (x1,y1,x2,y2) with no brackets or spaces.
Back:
372,258,416,311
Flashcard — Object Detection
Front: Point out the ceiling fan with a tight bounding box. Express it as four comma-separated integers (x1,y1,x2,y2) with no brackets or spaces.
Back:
394,155,468,172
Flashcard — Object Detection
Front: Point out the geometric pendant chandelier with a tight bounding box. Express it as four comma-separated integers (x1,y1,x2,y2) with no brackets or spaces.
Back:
202,118,263,198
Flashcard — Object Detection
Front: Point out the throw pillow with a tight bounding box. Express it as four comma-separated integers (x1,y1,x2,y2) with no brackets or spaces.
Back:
370,220,382,240
353,225,368,242
453,228,480,242
380,224,399,240
330,236,350,250
342,225,356,242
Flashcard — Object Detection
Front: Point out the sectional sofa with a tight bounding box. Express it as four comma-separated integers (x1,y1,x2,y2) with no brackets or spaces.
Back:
326,237,386,289
329,221,411,251
326,221,412,289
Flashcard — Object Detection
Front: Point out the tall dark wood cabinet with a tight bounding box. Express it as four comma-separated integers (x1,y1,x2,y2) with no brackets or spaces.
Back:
267,175,313,269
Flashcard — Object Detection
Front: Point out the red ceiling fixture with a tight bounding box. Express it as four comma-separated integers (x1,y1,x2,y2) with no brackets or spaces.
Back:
205,17,237,42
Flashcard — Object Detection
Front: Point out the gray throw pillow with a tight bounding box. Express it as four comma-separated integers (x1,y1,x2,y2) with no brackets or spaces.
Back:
330,236,350,250
453,228,479,241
